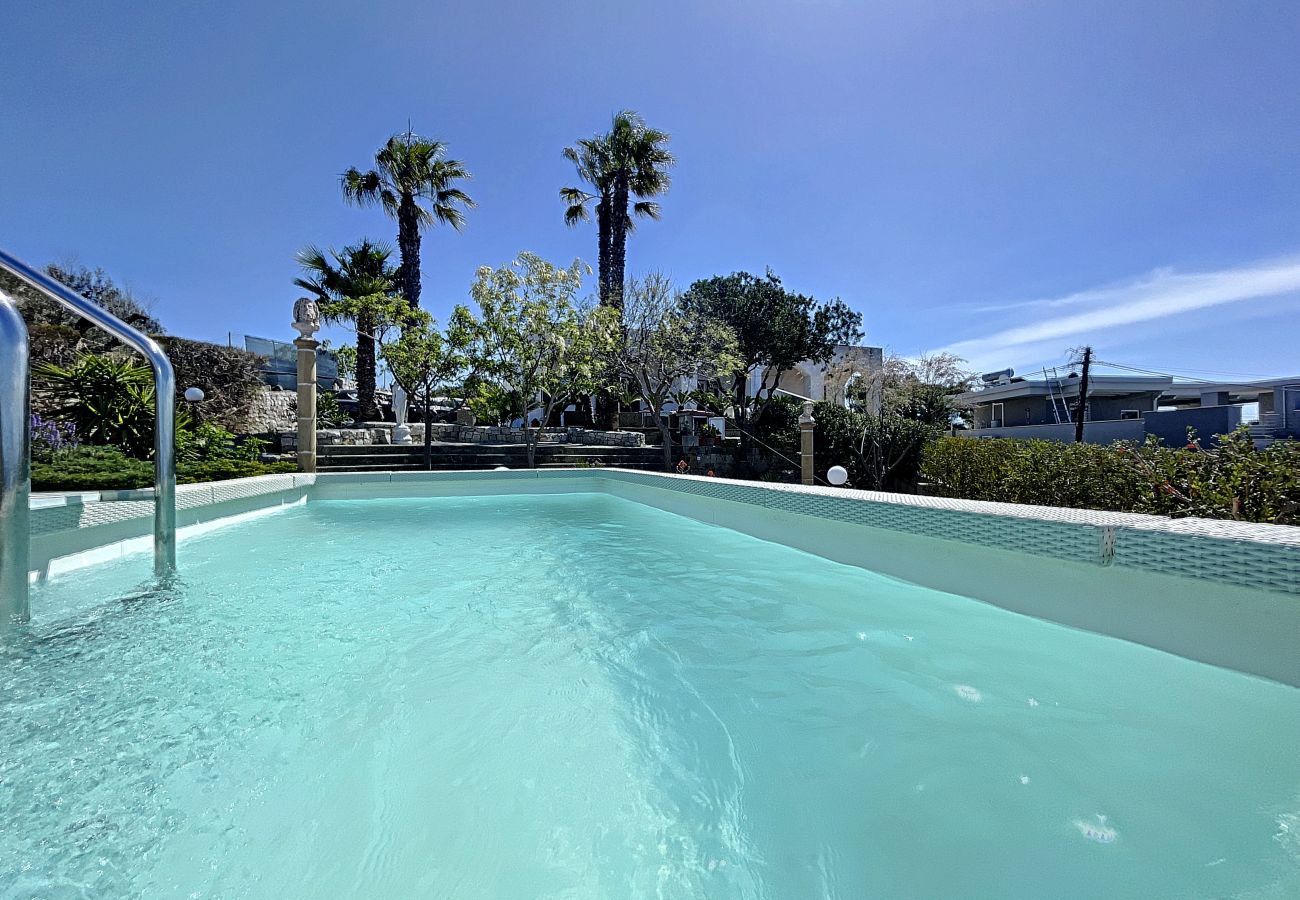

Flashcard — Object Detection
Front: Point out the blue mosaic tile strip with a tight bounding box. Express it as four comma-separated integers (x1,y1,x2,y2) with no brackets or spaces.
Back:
597,470,1300,596
599,470,1105,565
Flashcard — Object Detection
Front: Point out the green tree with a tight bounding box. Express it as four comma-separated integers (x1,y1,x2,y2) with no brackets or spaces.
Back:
816,354,973,491
606,273,741,471
1,261,162,363
463,254,616,468
321,340,357,383
342,130,474,310
295,240,403,421
679,270,863,455
561,110,674,311
380,310,472,469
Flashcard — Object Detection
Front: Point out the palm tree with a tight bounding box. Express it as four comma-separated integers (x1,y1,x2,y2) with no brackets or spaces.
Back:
341,130,474,310
295,240,398,422
561,110,674,311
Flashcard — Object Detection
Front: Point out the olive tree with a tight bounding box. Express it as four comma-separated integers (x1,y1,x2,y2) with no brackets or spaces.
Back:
679,270,862,456
463,253,616,468
607,273,741,471
824,353,974,491
379,308,473,469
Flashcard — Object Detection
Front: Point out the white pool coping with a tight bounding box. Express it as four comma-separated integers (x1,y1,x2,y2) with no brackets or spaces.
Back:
26,468,1300,686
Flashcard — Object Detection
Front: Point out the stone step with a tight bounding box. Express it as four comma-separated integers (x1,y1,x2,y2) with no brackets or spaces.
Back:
317,442,667,473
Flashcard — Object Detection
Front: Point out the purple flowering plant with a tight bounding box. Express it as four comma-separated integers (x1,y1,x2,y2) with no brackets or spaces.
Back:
30,413,78,460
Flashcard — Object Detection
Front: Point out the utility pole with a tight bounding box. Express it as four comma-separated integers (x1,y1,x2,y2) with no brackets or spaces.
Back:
1073,346,1092,443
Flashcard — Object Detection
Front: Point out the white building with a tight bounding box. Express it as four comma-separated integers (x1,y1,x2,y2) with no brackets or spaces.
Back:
748,344,885,404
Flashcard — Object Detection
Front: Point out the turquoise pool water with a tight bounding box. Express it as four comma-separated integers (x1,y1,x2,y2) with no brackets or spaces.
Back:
3,493,1298,898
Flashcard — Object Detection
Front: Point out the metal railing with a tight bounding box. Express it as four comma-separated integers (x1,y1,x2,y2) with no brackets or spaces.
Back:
0,249,176,625
0,289,30,623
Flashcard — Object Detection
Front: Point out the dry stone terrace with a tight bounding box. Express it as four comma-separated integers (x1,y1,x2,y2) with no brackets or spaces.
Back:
316,423,646,447
311,424,657,471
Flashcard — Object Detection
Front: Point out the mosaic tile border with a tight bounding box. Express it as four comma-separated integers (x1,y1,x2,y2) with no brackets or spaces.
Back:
594,470,1300,596
27,468,1300,596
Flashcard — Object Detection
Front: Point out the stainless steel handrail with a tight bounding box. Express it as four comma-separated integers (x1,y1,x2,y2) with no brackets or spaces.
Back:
0,249,176,608
0,288,31,623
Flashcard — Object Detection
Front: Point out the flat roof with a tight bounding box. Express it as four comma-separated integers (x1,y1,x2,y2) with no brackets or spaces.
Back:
1159,376,1300,402
956,374,1172,404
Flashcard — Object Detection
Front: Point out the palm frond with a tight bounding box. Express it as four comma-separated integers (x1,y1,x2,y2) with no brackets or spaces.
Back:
435,186,475,208
350,131,474,234
341,168,383,207
295,244,330,273
632,201,661,220
431,204,468,231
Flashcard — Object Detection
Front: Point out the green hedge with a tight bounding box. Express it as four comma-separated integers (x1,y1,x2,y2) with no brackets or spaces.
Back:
32,447,296,492
921,429,1300,525
156,336,266,432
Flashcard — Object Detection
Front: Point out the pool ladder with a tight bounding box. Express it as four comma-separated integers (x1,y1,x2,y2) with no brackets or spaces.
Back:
0,248,177,626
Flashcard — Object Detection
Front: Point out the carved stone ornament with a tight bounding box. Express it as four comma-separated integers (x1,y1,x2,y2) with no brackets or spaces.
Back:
292,297,322,338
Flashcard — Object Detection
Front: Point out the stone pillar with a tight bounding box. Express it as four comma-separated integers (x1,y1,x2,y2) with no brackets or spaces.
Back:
799,401,815,486
292,297,322,474
294,336,318,472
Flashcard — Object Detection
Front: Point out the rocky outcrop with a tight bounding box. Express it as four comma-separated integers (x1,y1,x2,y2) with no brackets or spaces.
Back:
245,389,296,434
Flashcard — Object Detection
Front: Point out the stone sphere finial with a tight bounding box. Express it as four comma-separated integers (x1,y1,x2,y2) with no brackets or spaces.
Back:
292,297,321,338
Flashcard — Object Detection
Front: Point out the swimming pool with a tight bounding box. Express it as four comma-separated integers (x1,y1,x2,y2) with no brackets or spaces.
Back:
6,476,1300,897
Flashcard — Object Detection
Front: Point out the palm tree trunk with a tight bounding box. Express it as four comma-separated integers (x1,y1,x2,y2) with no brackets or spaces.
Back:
589,192,617,428
609,177,629,312
596,194,612,306
356,314,377,422
397,193,422,309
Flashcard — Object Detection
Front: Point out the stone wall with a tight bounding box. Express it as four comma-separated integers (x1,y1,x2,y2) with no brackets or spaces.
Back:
245,388,296,434
316,423,645,447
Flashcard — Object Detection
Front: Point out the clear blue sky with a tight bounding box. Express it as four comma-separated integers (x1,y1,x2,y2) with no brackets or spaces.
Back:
3,0,1298,380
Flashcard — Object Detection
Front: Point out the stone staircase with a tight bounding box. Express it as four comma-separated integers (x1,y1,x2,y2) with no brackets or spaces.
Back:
317,442,667,473
1248,412,1281,446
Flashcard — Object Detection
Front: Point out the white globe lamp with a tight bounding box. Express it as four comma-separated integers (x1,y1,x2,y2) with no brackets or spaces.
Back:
827,465,849,486
184,387,205,403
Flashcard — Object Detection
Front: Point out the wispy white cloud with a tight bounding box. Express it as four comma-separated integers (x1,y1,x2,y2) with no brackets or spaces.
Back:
937,256,1300,372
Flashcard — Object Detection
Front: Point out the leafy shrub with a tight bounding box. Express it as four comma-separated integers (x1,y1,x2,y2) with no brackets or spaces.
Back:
157,336,265,431
466,379,516,425
921,429,1300,524
813,401,940,492
31,447,153,491
317,390,346,428
178,421,267,463
33,355,193,458
752,395,801,459
31,445,294,491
